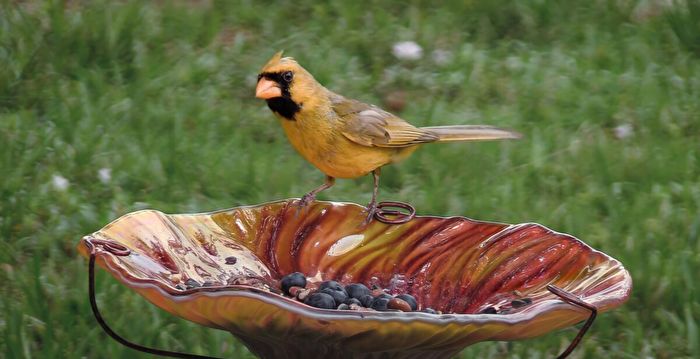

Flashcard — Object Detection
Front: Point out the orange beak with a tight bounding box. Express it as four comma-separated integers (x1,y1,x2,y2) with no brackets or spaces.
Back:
255,78,282,99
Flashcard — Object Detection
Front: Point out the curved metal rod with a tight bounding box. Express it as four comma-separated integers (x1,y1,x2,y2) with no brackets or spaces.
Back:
86,239,221,359
374,201,416,224
85,238,131,256
547,285,598,359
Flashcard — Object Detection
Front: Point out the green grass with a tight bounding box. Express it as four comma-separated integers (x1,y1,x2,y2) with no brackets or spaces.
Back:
1,0,699,357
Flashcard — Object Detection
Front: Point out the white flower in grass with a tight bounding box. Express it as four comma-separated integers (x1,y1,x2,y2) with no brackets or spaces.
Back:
431,49,452,65
392,41,423,61
614,124,634,140
98,168,112,184
52,174,69,191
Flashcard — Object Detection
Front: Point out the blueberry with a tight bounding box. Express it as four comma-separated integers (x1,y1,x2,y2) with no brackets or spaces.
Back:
344,298,362,306
358,294,374,307
304,292,336,309
395,294,418,311
319,280,344,292
511,298,532,308
320,287,348,306
185,278,201,289
374,293,392,301
420,308,438,314
280,272,307,296
345,283,371,299
337,303,350,310
370,297,391,311
479,306,498,314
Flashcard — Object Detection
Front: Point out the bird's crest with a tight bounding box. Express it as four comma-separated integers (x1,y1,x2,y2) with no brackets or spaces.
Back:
261,51,297,72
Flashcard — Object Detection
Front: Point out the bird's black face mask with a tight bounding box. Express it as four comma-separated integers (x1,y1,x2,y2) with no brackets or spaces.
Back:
256,71,300,120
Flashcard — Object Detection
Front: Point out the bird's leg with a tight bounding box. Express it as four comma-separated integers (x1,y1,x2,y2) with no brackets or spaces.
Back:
298,176,335,208
362,169,381,225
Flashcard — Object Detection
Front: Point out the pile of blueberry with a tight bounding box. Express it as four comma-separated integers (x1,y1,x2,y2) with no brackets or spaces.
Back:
280,272,439,313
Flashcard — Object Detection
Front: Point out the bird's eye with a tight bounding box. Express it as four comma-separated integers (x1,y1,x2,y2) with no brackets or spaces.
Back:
282,71,293,83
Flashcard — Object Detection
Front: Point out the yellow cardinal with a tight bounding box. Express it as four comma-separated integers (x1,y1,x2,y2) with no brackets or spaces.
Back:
255,51,520,222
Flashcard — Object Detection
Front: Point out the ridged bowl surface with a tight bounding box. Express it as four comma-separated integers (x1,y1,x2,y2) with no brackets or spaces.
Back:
78,200,631,358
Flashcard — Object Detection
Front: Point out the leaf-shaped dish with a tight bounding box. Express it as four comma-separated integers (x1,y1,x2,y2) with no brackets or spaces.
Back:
78,200,631,359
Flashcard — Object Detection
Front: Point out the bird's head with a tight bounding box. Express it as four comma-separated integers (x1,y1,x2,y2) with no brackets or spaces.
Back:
255,51,323,120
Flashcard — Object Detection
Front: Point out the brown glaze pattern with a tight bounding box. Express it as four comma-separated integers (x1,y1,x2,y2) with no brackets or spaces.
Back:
78,199,631,359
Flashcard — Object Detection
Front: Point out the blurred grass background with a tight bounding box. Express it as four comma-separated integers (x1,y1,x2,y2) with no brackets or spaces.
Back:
1,0,699,357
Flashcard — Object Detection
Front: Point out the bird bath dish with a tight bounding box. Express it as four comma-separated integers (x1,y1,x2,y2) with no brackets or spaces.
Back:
78,199,631,358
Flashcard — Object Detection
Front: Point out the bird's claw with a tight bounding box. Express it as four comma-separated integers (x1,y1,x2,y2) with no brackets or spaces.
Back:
361,201,378,226
295,193,316,217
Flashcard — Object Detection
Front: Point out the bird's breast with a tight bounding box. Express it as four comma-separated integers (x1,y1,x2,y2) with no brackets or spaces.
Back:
278,116,394,179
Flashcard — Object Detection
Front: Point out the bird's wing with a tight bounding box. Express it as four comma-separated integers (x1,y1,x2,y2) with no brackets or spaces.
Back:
332,96,438,148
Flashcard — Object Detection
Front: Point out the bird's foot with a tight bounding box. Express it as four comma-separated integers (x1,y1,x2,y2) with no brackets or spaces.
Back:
361,201,378,226
295,192,316,216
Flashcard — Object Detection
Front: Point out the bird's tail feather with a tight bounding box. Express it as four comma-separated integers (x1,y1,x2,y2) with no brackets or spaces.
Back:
421,125,521,142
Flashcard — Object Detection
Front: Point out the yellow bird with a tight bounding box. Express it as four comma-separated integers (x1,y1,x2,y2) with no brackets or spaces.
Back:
255,52,520,222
